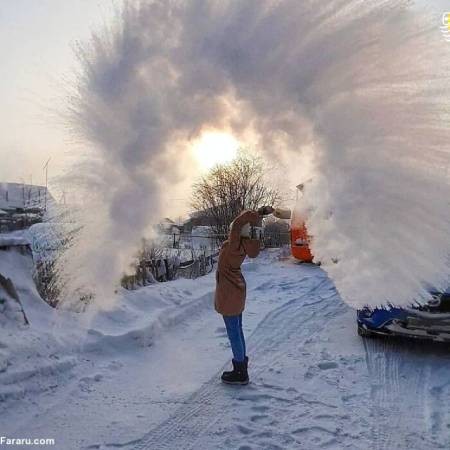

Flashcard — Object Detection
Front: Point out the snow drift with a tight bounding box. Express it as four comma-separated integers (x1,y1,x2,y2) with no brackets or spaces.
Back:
60,0,450,308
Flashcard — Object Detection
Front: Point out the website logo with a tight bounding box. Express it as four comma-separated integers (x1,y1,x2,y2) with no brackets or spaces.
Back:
441,12,450,41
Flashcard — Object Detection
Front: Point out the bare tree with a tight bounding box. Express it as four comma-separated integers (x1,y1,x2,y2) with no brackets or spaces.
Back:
191,153,280,241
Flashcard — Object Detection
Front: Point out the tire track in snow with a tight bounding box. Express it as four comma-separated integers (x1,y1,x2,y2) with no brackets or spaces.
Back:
363,338,405,450
363,337,450,449
423,352,450,448
133,271,343,450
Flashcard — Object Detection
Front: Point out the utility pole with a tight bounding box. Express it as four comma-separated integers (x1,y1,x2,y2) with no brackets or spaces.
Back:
43,158,51,211
20,178,26,228
60,189,67,205
21,179,25,206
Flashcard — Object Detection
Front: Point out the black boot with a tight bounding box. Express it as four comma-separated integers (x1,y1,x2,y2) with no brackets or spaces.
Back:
221,358,249,385
221,357,248,378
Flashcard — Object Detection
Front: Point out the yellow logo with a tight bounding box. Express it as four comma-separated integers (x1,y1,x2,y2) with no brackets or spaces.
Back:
441,12,450,41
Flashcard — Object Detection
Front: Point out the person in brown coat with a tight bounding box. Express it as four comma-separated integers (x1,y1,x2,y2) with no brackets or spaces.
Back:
215,207,273,385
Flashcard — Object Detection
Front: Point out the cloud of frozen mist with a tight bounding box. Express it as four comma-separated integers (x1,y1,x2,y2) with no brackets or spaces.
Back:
58,0,450,309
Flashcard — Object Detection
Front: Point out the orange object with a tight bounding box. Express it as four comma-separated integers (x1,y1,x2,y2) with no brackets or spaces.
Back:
291,217,313,262
291,183,313,262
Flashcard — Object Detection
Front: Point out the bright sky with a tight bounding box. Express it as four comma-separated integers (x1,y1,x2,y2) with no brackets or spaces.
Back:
0,0,447,186
0,0,120,186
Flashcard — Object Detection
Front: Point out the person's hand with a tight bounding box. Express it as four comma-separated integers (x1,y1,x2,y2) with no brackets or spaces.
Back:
257,205,274,216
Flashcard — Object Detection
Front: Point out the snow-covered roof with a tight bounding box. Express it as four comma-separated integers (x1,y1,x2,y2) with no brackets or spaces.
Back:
0,182,52,211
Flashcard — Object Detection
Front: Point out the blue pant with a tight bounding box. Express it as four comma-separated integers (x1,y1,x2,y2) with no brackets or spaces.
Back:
223,314,246,362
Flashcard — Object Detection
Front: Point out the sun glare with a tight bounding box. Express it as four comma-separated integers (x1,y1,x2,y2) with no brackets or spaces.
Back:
192,132,240,170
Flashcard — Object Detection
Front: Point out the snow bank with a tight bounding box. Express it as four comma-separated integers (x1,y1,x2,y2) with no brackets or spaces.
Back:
0,244,216,412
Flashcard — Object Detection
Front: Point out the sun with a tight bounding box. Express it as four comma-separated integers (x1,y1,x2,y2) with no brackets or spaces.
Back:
192,132,240,170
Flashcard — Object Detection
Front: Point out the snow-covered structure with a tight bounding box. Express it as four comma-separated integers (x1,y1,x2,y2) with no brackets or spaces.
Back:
0,183,52,211
0,183,54,232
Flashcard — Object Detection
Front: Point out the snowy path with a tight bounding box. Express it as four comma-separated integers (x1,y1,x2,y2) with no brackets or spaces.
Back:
3,252,450,449
133,267,349,450
131,262,450,450
3,252,323,449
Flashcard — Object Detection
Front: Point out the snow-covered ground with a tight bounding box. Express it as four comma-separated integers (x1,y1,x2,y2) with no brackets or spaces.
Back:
2,248,450,449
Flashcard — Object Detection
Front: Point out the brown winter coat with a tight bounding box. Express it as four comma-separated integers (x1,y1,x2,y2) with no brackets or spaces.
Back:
214,210,261,316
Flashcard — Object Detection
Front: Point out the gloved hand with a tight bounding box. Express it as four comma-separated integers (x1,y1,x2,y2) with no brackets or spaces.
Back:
257,205,275,216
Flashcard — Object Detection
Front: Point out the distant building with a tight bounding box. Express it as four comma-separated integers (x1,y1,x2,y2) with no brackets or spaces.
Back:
185,199,243,232
0,182,52,212
183,210,217,232
0,183,54,232
158,218,183,235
